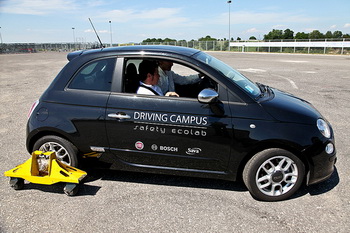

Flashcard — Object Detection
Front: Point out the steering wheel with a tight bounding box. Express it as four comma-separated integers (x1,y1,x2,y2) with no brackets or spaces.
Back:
198,75,217,90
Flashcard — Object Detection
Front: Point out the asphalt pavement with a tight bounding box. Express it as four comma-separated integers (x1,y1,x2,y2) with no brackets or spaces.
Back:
0,51,349,232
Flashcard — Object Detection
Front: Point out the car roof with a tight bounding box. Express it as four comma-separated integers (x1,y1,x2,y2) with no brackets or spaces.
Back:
67,45,201,61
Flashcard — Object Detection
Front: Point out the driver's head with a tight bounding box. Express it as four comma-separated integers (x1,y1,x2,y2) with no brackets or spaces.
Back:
139,60,159,85
158,60,173,71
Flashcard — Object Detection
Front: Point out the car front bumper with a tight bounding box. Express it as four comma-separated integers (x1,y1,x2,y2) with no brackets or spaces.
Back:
305,140,337,186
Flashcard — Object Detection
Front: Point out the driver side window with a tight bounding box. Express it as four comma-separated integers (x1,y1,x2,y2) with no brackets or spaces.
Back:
171,63,217,98
122,58,217,98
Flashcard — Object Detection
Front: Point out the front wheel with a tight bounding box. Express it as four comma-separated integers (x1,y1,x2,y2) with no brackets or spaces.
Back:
33,135,78,167
243,148,305,201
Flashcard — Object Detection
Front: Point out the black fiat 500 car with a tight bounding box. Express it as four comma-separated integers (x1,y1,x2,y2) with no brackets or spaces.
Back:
27,45,336,201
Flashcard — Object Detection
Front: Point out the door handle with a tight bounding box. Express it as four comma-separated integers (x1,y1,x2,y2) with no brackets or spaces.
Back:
108,113,131,119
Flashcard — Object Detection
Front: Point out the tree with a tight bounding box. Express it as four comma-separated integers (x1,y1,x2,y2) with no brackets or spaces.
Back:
198,35,217,41
249,36,257,40
236,37,241,41
325,31,333,39
333,31,343,38
164,38,176,42
343,34,350,38
309,30,324,39
295,32,309,39
283,29,294,39
142,38,177,43
264,29,283,40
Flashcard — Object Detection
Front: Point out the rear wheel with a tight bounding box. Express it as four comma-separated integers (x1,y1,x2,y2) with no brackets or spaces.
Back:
243,148,305,201
33,135,78,167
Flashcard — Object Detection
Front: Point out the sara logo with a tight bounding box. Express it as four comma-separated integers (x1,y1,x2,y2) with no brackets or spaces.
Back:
186,148,202,155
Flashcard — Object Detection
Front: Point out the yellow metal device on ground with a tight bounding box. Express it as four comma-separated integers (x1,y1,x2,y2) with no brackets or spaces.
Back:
4,151,87,196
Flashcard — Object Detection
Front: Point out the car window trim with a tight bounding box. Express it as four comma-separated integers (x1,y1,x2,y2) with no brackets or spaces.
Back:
116,55,232,100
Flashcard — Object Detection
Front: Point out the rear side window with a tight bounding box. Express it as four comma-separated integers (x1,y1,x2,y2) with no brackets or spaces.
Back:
68,58,115,91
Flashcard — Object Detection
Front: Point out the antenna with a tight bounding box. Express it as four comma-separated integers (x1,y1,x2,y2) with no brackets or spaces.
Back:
88,18,104,48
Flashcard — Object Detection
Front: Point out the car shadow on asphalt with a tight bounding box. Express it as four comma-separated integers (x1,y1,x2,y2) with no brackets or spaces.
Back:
83,168,248,192
81,165,340,200
290,167,340,200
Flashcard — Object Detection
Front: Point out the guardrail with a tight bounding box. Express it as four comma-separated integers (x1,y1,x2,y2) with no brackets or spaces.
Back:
230,39,350,54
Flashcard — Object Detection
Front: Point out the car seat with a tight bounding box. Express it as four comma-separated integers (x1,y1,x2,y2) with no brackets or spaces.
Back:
125,63,140,93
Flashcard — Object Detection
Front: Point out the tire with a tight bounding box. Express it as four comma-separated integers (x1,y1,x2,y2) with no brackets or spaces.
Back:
243,148,305,202
33,135,78,167
64,183,79,196
10,178,24,190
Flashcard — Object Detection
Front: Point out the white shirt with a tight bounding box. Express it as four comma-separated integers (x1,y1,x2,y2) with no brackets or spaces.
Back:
136,82,164,96
158,68,201,94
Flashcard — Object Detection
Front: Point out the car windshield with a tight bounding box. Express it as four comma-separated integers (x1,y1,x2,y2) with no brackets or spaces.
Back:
193,52,261,98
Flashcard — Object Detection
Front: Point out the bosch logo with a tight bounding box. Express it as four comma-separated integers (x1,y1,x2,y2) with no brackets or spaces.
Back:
159,146,178,152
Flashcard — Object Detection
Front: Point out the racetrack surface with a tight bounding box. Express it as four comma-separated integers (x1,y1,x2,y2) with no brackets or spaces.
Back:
0,51,349,232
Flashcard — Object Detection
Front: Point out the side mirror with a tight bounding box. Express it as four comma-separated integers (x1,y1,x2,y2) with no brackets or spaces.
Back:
198,88,219,104
198,88,224,116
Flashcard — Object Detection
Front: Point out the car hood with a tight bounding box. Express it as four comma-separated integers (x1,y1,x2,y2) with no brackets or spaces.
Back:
260,88,322,124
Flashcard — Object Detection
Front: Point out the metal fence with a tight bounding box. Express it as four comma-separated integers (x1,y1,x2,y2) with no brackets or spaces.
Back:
0,42,99,54
1,38,349,55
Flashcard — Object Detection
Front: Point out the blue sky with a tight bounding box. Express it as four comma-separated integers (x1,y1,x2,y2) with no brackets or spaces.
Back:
0,0,349,43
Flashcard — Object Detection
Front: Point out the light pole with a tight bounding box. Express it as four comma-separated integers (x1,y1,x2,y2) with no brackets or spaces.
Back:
0,27,3,44
72,27,76,50
227,1,232,51
109,21,113,47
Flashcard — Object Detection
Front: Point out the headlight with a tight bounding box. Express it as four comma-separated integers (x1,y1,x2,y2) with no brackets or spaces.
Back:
317,119,331,138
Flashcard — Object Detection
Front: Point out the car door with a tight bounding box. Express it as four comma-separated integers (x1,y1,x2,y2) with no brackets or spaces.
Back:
105,57,233,173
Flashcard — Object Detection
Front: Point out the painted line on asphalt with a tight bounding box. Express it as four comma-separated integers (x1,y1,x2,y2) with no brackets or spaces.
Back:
271,74,299,89
237,68,267,73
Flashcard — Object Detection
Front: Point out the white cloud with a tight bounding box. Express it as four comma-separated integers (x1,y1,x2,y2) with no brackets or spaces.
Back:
84,0,106,8
244,28,260,33
96,9,136,22
217,11,317,25
96,8,183,22
0,0,77,15
138,8,182,20
84,29,109,34
330,25,337,29
93,7,196,30
344,23,350,28
272,25,286,29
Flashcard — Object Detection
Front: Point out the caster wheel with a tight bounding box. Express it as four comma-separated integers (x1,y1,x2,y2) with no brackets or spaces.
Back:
9,178,24,190
64,183,79,196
